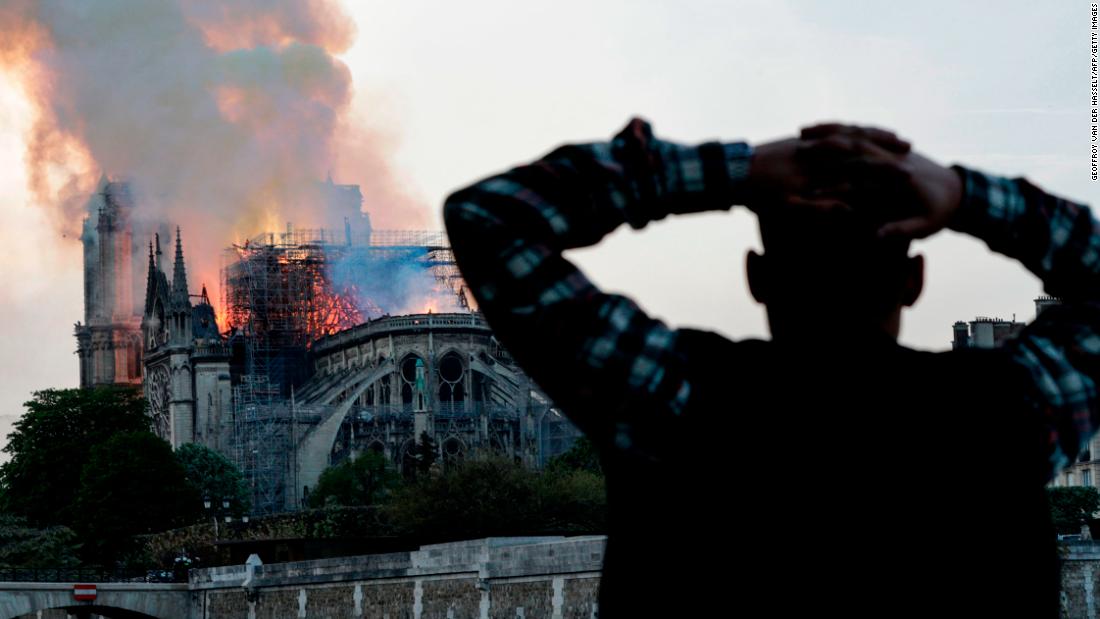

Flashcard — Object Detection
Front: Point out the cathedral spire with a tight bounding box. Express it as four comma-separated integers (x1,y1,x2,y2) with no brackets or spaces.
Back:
147,240,156,286
172,227,189,306
154,233,163,271
143,240,157,316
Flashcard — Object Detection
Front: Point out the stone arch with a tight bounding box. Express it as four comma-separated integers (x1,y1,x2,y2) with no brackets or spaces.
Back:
441,436,467,466
295,360,395,494
0,584,189,619
328,416,389,466
12,607,162,619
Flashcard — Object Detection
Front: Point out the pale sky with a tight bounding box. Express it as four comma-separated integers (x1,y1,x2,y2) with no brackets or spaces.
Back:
0,1,1094,442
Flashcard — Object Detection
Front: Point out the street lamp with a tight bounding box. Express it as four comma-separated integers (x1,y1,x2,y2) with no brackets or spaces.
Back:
203,496,220,539
204,496,250,539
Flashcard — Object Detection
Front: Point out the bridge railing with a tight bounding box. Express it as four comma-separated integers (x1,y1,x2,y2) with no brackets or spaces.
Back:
0,567,186,583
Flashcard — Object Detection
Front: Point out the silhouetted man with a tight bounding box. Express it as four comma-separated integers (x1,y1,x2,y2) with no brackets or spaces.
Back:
444,119,1098,616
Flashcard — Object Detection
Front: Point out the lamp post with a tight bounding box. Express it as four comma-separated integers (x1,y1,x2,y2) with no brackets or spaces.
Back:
204,496,250,539
203,496,219,539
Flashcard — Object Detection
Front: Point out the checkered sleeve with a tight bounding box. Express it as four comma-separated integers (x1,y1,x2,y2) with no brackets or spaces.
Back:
951,165,1100,478
443,119,752,451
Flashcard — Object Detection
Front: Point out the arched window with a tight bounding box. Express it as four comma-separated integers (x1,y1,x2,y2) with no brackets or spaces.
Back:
437,352,466,412
400,355,425,411
378,375,391,406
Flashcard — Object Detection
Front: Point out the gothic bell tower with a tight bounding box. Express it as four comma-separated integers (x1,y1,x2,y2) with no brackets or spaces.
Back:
75,177,143,388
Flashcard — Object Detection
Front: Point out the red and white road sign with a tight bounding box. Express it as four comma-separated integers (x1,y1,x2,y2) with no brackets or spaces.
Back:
73,583,97,601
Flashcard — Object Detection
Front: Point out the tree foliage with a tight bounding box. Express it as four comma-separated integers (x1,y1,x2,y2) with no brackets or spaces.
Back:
384,456,606,542
308,451,399,509
0,387,150,526
0,514,81,568
536,469,607,533
176,442,250,515
545,436,602,475
410,431,438,479
73,431,202,566
1049,486,1100,535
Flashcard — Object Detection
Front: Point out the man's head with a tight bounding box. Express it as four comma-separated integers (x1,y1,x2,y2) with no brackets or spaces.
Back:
746,204,923,342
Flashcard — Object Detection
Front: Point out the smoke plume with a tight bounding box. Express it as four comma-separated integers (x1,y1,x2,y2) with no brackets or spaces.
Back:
0,0,418,306
330,248,466,319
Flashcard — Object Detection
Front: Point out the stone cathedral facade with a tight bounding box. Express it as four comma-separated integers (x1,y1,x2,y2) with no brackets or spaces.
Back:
140,229,232,450
76,180,581,513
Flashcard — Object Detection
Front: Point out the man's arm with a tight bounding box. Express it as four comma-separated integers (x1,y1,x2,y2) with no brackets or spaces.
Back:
801,124,1100,479
950,166,1100,476
442,119,753,451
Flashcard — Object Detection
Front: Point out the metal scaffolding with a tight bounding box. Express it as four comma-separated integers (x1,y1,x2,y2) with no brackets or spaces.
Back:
221,226,468,514
232,376,292,514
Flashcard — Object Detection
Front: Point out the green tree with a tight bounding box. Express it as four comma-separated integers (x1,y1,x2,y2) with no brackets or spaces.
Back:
385,456,537,542
73,431,202,566
0,514,81,568
383,456,600,540
175,443,250,515
308,451,399,508
0,387,150,526
545,436,602,475
535,469,606,533
1048,486,1100,535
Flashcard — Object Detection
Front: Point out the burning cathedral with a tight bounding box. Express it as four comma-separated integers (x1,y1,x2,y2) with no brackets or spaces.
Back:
76,177,580,514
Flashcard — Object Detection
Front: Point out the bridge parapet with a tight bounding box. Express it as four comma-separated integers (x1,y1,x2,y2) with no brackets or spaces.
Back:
0,581,190,619
0,567,185,583
0,536,606,618
190,536,605,618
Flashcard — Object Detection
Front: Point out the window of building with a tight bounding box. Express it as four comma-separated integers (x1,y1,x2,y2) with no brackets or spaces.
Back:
400,355,423,410
437,352,466,411
1084,469,1093,488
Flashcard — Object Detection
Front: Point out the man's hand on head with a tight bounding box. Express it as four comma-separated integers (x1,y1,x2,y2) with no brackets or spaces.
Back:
799,123,964,240
746,126,910,217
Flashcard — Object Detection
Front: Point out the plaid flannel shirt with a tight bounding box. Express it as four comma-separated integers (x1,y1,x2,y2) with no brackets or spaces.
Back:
951,166,1100,476
444,118,1100,482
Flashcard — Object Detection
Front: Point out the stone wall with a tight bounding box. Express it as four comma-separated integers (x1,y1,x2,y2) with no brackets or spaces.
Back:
1062,541,1100,617
189,536,603,619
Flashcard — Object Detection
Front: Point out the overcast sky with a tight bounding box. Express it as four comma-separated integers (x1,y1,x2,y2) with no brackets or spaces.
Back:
0,1,1094,443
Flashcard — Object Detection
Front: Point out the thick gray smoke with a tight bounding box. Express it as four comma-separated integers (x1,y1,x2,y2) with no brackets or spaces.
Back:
329,247,465,319
0,0,413,297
